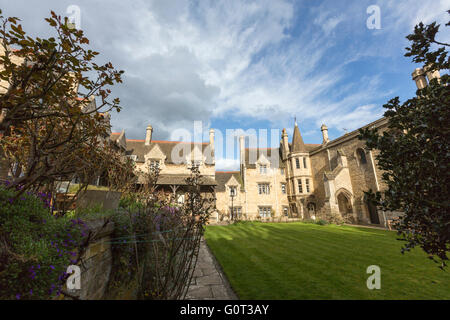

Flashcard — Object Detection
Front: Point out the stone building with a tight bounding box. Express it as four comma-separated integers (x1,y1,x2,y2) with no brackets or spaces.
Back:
212,118,391,226
114,125,217,200
214,67,441,226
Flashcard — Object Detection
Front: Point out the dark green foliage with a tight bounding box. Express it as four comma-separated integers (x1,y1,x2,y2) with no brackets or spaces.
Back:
0,185,85,299
359,11,450,268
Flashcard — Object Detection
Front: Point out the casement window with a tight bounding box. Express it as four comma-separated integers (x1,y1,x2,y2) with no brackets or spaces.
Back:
190,160,202,167
295,158,300,169
305,179,310,193
280,168,285,175
298,179,303,194
150,160,160,169
281,183,286,194
303,157,307,169
260,165,268,174
258,183,270,195
259,207,271,218
230,207,242,218
229,186,237,197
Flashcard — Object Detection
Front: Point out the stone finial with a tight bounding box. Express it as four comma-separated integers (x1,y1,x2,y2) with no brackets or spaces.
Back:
412,68,427,89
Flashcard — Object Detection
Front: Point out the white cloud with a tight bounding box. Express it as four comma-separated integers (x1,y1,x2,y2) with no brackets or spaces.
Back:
215,158,240,171
1,0,448,146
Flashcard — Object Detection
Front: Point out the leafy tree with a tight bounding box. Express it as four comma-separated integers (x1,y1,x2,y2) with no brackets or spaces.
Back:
359,11,449,268
0,10,128,195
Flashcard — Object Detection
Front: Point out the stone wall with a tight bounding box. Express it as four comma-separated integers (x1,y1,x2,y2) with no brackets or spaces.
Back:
67,218,114,300
243,167,289,218
309,119,391,225
76,190,122,211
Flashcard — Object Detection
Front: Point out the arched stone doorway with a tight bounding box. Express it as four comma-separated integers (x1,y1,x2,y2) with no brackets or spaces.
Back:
364,195,380,224
307,203,316,220
336,190,353,222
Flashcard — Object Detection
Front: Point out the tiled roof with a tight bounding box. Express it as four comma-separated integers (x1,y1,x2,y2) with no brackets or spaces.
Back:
126,140,212,164
244,148,285,169
215,171,243,192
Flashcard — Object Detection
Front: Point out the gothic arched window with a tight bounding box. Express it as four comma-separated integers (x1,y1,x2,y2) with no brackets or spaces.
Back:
356,148,367,165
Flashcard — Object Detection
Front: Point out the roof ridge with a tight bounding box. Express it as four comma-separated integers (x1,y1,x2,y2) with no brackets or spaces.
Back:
126,139,208,144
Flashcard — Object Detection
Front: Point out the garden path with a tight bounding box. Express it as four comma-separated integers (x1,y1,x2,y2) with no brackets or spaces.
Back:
186,239,238,300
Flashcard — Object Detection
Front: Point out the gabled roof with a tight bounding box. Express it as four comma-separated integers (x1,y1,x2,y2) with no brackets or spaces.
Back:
126,140,212,165
215,171,244,192
244,148,285,169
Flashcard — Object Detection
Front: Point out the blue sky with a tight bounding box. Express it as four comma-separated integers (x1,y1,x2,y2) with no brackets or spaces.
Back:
1,0,449,170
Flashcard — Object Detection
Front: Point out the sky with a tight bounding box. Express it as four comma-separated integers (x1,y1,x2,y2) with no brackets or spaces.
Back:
1,0,449,170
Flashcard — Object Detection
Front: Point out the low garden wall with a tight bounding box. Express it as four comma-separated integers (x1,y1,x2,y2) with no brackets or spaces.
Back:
66,218,115,300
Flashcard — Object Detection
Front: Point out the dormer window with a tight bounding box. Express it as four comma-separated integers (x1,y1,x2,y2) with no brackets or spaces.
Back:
260,165,268,174
128,155,138,162
150,160,160,169
189,160,203,168
229,186,237,197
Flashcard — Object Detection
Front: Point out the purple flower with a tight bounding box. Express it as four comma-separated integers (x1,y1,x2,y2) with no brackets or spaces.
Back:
50,265,55,270
16,294,21,300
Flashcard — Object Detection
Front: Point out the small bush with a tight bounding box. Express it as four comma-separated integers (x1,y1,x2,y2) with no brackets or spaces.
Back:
316,219,329,226
0,185,86,300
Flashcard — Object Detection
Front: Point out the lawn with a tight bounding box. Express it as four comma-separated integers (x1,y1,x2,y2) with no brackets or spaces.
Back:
204,222,450,300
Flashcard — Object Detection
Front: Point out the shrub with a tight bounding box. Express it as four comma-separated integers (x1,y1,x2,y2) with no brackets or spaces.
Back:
106,166,214,300
0,185,86,300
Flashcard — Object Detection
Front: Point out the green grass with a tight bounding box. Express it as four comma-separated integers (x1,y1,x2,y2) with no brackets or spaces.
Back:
204,222,450,300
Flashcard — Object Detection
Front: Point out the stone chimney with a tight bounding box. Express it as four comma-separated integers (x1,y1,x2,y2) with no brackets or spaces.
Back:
239,136,245,166
282,128,289,154
209,129,215,152
321,124,329,144
412,68,427,89
424,64,441,83
145,125,153,146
